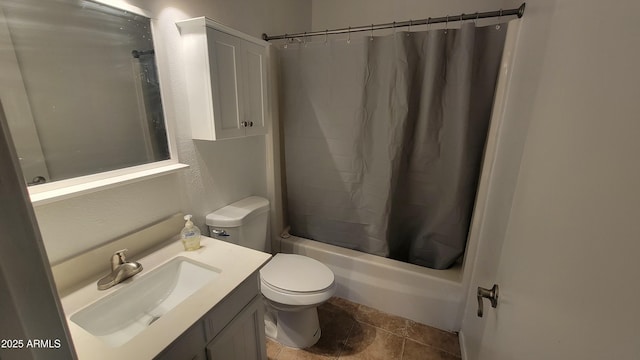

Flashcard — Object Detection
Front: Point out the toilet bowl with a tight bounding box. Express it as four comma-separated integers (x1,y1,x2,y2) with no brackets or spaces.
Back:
206,196,336,349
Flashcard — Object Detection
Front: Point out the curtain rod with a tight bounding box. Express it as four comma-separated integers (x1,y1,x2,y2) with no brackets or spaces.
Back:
262,3,525,41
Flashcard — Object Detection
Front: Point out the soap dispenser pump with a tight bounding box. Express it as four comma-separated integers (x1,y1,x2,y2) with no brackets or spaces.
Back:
181,214,201,251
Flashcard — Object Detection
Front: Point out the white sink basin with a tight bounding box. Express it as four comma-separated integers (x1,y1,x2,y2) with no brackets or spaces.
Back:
70,256,220,347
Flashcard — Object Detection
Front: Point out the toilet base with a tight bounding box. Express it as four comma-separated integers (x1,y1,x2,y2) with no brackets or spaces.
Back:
264,306,321,349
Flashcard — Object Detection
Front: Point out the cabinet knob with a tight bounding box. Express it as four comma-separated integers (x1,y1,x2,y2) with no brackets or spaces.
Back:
241,121,248,127
249,121,254,127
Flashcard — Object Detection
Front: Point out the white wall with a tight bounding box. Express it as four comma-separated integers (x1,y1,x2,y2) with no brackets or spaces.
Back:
34,0,311,265
461,0,640,358
312,0,514,32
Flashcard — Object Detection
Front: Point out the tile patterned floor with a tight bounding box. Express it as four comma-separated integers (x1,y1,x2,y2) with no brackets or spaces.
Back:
266,297,461,360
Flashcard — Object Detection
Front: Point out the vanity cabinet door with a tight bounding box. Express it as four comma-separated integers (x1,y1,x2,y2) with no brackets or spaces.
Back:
203,271,260,341
154,321,206,360
206,296,267,360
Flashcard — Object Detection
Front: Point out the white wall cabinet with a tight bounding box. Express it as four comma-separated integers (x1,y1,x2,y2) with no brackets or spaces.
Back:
177,17,268,141
155,272,267,360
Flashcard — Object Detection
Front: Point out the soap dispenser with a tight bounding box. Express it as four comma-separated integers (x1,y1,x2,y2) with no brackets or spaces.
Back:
181,214,201,251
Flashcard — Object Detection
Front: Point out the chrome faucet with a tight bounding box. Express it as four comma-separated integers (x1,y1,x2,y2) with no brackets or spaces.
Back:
97,249,143,290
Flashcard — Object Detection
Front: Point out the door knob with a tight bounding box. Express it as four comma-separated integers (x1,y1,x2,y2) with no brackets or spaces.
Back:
477,284,499,317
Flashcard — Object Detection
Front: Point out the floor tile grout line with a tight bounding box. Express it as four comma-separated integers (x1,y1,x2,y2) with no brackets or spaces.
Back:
400,319,409,338
352,310,409,338
404,338,462,359
271,340,282,360
352,301,461,358
401,339,463,360
337,302,362,359
404,320,461,357
356,319,404,337
337,320,405,360
336,316,357,359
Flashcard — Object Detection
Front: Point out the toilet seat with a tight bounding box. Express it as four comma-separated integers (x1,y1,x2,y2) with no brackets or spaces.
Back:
260,254,335,306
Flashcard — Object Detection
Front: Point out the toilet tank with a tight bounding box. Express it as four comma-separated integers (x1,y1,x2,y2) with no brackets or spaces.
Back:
205,196,270,252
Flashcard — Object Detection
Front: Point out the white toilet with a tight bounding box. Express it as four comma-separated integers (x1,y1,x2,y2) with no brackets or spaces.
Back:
206,196,336,349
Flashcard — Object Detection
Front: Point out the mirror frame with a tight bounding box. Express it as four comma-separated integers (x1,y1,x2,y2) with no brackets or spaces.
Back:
24,0,186,206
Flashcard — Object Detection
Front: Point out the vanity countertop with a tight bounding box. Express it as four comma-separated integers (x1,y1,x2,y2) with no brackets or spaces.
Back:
60,236,271,359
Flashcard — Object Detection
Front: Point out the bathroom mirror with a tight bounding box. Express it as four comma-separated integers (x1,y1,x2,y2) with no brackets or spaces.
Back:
0,0,171,188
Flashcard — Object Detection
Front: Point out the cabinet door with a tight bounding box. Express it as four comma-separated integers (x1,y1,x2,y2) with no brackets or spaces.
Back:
206,28,245,140
206,296,267,360
241,41,268,137
154,321,206,360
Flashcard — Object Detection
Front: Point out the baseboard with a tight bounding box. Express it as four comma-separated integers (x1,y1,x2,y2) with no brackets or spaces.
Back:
459,330,469,360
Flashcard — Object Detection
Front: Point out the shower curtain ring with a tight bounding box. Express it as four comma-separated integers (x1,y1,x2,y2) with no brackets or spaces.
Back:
474,12,479,24
445,15,449,34
496,9,503,30
460,13,464,24
406,19,412,36
426,17,431,31
347,26,351,44
370,24,374,41
325,29,328,44
284,33,288,48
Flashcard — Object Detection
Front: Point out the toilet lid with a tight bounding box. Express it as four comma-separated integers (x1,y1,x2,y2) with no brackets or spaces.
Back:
260,253,334,293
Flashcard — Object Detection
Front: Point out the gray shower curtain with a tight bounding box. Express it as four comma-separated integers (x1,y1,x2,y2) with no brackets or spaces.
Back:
279,23,506,269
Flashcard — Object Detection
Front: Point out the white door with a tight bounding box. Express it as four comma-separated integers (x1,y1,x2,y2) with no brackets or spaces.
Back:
461,1,640,359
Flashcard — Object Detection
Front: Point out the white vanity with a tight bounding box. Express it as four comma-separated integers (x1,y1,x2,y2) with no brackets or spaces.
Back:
60,233,271,359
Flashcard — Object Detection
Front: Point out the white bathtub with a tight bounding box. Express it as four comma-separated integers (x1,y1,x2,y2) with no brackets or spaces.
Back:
278,234,465,331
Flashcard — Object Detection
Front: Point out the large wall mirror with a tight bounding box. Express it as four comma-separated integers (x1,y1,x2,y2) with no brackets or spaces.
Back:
0,0,172,192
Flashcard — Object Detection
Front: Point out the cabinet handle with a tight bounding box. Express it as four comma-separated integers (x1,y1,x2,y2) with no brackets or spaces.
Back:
249,121,253,127
241,121,248,127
